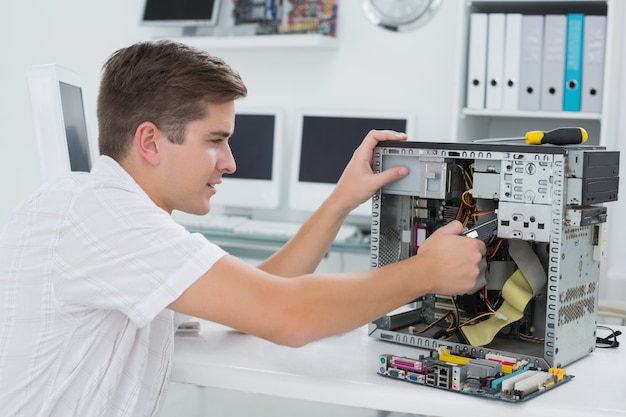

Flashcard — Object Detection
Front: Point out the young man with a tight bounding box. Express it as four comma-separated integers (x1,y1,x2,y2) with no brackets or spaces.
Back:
0,41,485,416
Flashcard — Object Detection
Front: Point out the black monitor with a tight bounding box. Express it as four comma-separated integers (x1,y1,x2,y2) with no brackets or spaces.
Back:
59,82,91,173
141,0,222,36
226,114,275,181
289,111,412,217
212,109,284,210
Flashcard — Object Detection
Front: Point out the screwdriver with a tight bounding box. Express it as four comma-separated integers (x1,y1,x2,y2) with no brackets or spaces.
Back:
525,127,588,145
474,127,588,145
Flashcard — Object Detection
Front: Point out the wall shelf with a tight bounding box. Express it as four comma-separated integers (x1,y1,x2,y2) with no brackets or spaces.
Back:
172,33,338,50
462,108,602,120
455,0,615,146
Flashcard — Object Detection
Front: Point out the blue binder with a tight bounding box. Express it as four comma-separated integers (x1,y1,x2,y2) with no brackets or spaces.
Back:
563,14,585,112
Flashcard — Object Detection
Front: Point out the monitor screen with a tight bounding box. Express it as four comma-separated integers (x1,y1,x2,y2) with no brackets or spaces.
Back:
59,82,92,172
289,112,412,217
26,64,94,183
172,109,284,227
226,114,274,181
213,110,283,209
142,0,221,32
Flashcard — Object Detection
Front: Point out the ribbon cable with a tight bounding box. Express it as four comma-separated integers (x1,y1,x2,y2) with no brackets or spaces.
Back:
460,239,547,346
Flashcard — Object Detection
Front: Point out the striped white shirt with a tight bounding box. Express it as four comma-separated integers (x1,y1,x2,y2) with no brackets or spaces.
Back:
0,156,226,417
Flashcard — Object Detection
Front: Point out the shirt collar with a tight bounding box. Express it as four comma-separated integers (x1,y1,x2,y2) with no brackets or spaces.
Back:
90,155,168,214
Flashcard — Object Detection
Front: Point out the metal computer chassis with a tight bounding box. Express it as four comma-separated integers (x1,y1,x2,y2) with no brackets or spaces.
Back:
368,141,619,368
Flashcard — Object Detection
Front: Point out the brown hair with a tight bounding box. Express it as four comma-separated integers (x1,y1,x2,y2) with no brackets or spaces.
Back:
97,40,247,161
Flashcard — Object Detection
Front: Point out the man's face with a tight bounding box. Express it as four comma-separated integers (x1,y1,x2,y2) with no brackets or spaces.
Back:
157,101,237,215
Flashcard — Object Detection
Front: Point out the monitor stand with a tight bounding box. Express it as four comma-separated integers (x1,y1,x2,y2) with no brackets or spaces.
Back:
182,26,199,37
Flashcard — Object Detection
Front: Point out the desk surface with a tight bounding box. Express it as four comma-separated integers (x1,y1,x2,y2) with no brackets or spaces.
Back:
171,320,625,417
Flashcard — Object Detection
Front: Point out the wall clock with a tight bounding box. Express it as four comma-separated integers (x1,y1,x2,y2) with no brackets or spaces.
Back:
362,0,441,32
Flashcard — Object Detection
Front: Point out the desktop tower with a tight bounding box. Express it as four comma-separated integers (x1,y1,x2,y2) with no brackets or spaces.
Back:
368,140,619,368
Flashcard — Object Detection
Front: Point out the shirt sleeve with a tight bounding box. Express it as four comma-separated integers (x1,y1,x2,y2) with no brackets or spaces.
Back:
52,184,227,328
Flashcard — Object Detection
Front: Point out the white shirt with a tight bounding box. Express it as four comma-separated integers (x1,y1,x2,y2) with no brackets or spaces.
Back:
0,156,227,417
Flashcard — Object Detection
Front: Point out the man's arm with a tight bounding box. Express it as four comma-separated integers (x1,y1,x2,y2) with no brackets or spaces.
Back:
168,220,486,347
257,129,409,277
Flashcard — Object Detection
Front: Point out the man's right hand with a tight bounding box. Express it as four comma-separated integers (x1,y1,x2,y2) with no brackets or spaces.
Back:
414,220,487,296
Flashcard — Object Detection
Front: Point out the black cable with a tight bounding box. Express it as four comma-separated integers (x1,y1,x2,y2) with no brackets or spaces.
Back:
595,325,621,348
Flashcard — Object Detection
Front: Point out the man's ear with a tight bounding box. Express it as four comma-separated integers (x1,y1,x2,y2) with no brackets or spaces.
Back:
134,121,162,166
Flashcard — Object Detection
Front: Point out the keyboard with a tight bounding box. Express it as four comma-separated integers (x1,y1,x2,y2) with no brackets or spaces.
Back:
194,215,249,232
190,216,362,243
233,219,302,238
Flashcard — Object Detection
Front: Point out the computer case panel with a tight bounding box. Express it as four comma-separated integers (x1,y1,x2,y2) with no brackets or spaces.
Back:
368,141,619,368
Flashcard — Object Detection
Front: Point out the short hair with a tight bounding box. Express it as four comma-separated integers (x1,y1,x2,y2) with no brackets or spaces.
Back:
97,40,248,161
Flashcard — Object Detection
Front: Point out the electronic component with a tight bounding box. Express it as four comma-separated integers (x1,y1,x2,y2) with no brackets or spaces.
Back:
377,349,573,402
232,0,338,36
175,320,201,334
463,218,498,241
369,141,620,369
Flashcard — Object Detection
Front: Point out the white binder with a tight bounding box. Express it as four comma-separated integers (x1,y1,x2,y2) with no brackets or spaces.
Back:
540,15,567,112
518,15,544,111
485,13,506,110
466,13,488,109
581,15,607,113
502,13,522,111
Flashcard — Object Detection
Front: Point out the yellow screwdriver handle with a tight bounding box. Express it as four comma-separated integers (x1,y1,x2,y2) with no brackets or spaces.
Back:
525,127,588,145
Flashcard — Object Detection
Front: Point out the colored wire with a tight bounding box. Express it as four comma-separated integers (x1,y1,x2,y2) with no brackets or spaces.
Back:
410,311,454,335
461,311,495,326
487,238,504,261
481,287,496,313
519,333,545,344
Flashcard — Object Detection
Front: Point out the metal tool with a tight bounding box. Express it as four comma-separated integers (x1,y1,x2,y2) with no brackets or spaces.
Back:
473,127,588,145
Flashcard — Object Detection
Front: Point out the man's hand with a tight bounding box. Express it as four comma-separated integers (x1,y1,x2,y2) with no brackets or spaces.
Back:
415,220,487,296
329,129,409,213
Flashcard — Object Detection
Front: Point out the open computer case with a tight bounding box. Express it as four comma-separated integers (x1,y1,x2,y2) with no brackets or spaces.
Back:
368,140,619,368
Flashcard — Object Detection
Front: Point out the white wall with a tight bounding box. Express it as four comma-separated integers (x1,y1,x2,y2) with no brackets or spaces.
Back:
1,0,159,225
0,0,465,227
1,1,624,299
601,10,626,300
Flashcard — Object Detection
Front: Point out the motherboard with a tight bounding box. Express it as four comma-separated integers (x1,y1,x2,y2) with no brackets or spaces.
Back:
378,347,573,402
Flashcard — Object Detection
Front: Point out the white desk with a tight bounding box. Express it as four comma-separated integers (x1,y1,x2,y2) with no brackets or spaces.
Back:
171,320,625,417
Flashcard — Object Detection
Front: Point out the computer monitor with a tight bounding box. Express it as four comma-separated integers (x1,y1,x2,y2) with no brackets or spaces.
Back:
213,109,284,210
26,64,94,182
141,0,222,36
288,110,413,218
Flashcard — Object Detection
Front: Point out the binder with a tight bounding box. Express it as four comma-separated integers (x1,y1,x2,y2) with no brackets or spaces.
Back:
581,15,607,113
563,13,585,112
466,13,488,109
502,13,522,111
518,15,544,111
485,13,506,110
540,15,567,112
